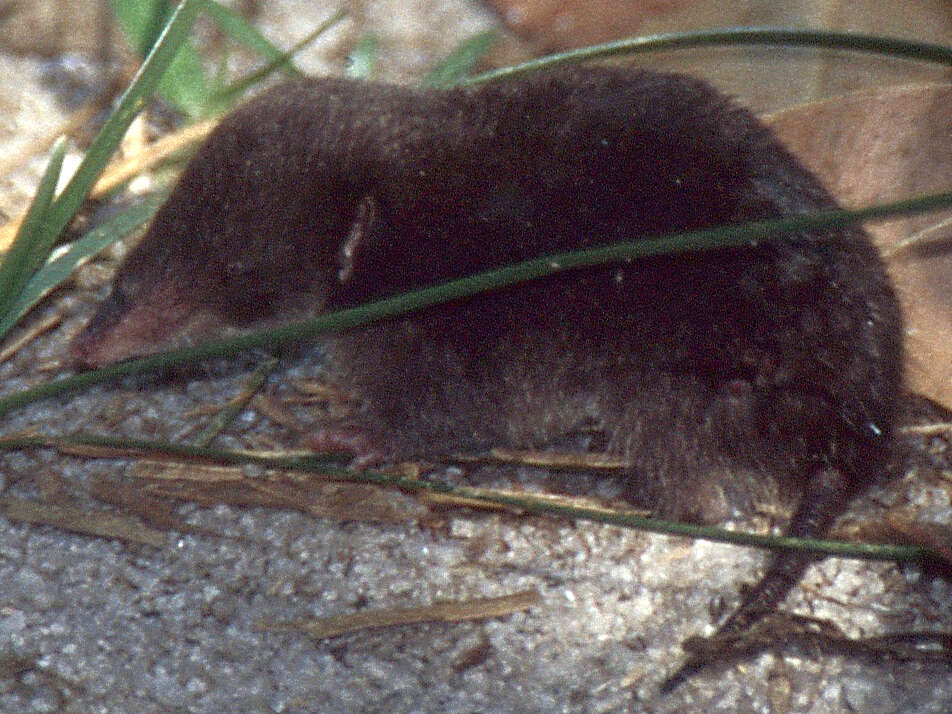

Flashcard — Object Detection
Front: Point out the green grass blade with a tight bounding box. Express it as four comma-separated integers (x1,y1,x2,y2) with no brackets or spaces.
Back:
109,0,172,56
2,187,950,419
466,27,952,85
213,9,348,107
423,30,496,87
0,0,199,340
346,34,379,79
157,36,214,118
111,0,211,117
0,137,68,323
0,198,162,338
40,0,199,262
198,0,304,78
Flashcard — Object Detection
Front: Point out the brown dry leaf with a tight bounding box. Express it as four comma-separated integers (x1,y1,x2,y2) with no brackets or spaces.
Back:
422,482,652,521
422,490,515,511
246,478,427,523
250,393,306,429
901,422,952,436
87,475,194,533
0,495,166,546
256,588,541,640
485,447,630,471
766,84,952,410
91,118,216,196
0,313,61,364
134,461,246,483
138,463,427,524
486,0,691,50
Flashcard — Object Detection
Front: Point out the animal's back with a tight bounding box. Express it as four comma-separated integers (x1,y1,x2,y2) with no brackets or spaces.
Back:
316,67,901,522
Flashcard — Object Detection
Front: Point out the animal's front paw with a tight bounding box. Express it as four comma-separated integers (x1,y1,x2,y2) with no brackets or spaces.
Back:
307,424,389,469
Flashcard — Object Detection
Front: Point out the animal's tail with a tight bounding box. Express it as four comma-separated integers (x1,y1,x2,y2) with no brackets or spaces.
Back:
661,466,851,692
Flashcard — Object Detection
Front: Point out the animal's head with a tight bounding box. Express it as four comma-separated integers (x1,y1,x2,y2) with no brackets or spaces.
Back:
70,88,372,367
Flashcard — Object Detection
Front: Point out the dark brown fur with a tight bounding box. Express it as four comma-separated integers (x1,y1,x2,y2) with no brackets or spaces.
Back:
71,67,903,680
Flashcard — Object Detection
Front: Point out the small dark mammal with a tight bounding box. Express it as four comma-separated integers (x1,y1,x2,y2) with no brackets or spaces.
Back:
71,67,903,683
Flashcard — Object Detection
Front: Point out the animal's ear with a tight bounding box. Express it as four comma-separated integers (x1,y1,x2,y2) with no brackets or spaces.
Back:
337,194,378,284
